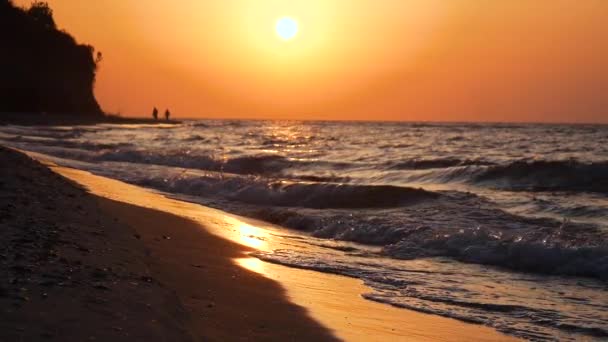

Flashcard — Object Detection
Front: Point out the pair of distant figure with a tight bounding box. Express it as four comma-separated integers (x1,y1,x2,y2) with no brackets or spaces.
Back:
152,107,171,121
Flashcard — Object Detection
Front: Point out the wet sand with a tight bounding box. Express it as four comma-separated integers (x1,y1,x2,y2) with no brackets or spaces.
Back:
96,198,338,341
4,147,518,341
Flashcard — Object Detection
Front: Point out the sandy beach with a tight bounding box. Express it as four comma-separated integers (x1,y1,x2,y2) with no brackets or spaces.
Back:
3,0,606,339
1,147,517,341
0,147,191,341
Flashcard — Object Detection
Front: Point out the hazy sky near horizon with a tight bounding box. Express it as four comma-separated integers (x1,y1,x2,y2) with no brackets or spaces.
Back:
16,0,608,122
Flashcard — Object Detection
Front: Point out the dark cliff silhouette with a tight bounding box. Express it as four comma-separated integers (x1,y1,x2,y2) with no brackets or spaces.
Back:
0,1,103,117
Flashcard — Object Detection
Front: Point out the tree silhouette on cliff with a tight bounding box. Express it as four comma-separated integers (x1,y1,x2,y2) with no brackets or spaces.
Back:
0,0,103,116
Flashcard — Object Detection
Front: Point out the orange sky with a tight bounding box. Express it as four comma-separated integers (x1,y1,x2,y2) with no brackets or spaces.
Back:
16,0,608,122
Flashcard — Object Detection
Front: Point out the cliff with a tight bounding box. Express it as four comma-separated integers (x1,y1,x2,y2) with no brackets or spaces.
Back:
0,1,103,117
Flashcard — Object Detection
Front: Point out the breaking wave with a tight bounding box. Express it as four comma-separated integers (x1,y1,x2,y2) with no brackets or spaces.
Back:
244,202,608,279
141,173,439,209
387,158,495,170
252,248,608,341
472,160,608,193
391,158,608,193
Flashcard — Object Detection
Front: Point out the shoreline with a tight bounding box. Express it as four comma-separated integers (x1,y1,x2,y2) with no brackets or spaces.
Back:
3,147,517,341
0,112,181,126
96,197,338,341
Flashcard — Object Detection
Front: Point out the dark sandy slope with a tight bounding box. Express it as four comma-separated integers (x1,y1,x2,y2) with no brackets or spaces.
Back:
0,146,192,341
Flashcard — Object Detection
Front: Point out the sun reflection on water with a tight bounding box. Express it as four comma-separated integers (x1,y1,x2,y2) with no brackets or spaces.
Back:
236,257,266,275
237,222,268,249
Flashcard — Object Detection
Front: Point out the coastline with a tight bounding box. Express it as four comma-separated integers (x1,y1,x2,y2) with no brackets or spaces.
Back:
3,147,517,341
0,112,181,126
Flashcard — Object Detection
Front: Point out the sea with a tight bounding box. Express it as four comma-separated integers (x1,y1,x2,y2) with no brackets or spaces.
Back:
1,120,607,341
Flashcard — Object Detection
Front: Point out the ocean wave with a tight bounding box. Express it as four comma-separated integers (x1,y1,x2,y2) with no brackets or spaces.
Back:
252,248,608,341
86,150,305,175
89,149,354,177
154,174,439,209
517,197,608,218
5,135,132,151
387,158,495,170
0,126,89,139
182,134,208,142
8,140,608,276
389,159,608,194
383,224,608,280
473,160,608,193
189,122,209,128
287,174,352,183
221,154,295,174
239,192,608,279
0,139,439,210
361,293,608,340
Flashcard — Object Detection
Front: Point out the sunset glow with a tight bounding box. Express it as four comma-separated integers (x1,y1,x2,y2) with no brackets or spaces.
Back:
276,17,298,41
2,1,608,339
12,0,608,123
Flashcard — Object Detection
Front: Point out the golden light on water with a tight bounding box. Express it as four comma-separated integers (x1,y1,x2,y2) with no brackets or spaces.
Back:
236,258,266,274
235,222,268,250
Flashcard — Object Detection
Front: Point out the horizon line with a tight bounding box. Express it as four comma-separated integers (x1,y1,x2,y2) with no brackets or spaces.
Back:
108,113,608,126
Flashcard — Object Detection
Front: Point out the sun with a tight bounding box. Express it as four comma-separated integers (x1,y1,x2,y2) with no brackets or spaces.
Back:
276,17,299,41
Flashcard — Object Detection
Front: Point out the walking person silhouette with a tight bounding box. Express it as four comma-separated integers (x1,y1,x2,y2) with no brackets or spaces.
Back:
152,107,158,120
165,109,171,121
